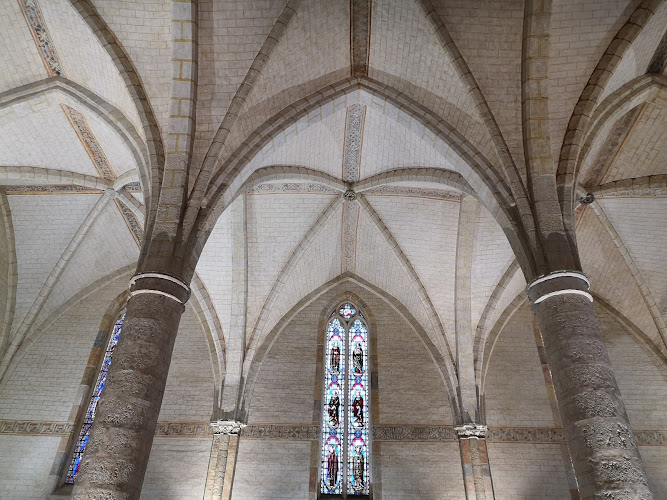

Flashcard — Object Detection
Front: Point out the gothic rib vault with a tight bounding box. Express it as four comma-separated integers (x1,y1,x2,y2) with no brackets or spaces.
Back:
0,0,666,498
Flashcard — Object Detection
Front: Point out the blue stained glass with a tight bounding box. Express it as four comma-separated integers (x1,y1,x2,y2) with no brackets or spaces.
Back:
65,314,125,485
348,319,369,494
339,303,356,320
321,318,345,494
321,305,371,495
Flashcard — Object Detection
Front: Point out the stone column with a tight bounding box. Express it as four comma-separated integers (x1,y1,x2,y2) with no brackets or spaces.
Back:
203,421,245,500
72,273,190,499
456,424,494,499
527,271,652,499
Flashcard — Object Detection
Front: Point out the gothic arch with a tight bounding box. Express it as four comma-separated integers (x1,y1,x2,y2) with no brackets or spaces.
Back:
241,273,459,423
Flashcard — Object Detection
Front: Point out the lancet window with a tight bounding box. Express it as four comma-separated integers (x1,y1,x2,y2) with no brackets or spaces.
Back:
321,302,370,496
65,313,125,484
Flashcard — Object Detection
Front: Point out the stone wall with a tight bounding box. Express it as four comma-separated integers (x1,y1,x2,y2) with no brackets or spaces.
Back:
141,437,211,500
484,304,554,427
486,443,570,499
236,280,457,499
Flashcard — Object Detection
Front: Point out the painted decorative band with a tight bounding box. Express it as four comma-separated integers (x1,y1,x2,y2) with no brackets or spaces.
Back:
0,420,212,438
3,420,665,445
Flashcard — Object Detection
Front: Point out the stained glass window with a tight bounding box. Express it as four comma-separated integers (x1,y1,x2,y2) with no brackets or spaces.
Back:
65,313,125,484
321,303,370,496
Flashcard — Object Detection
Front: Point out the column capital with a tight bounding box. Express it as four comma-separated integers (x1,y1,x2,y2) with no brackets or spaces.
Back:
526,270,592,305
210,420,246,435
455,423,488,439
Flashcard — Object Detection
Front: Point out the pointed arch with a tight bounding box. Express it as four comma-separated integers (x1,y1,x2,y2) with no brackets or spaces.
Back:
241,273,459,423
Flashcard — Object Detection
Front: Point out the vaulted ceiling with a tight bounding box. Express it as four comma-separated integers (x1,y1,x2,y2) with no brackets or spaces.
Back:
1,0,666,397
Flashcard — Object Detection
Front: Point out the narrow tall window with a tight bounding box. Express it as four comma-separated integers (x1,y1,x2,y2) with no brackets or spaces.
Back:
65,313,125,484
321,302,370,496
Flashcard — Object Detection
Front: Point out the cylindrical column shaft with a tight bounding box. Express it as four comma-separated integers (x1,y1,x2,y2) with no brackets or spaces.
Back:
528,272,652,499
73,274,189,499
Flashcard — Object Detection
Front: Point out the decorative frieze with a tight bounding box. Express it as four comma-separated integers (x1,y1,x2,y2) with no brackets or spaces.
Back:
341,201,359,273
342,104,365,183
3,419,664,446
350,0,372,77
4,185,103,195
115,199,143,244
18,0,63,77
0,420,212,438
62,105,116,181
153,422,212,437
0,420,73,436
487,427,565,443
363,186,462,201
373,425,458,441
247,183,337,195
242,424,319,440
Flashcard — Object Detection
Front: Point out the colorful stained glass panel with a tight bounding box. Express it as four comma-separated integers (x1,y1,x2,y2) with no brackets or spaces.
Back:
321,318,345,494
348,319,369,494
65,314,124,484
339,303,356,320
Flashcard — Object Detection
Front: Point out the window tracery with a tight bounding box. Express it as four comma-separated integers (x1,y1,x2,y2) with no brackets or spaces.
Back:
321,302,370,496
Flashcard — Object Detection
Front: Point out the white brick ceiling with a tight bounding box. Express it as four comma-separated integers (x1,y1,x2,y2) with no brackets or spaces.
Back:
1,0,666,387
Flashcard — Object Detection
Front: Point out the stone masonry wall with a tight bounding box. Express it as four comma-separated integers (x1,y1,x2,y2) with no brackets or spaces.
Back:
236,281,457,499
486,443,570,499
484,304,554,427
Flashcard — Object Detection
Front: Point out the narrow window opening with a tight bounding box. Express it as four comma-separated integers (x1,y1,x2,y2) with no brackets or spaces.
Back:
321,302,370,497
65,313,125,484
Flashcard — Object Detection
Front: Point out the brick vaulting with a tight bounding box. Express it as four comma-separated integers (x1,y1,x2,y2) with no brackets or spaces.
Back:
0,0,666,499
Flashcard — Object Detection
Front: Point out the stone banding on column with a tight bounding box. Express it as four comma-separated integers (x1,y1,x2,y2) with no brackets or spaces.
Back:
128,272,191,306
527,271,592,305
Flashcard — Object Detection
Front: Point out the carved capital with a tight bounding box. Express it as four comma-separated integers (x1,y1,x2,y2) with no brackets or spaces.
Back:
455,424,488,439
210,420,246,435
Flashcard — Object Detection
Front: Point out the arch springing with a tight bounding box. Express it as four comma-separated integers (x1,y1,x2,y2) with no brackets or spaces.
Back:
65,313,125,484
321,302,370,496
